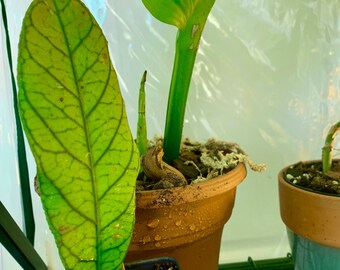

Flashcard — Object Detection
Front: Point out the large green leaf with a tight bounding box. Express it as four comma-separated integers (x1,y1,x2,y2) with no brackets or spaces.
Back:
142,0,216,30
142,0,200,29
17,0,139,269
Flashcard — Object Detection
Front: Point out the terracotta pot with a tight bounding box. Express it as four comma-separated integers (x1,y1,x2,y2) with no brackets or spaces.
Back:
125,163,247,270
278,161,340,248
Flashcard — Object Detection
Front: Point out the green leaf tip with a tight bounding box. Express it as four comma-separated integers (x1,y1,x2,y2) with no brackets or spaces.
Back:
17,0,139,269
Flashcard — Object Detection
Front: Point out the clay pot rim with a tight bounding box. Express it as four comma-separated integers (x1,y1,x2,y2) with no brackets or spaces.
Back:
135,162,247,207
278,159,340,199
136,162,246,195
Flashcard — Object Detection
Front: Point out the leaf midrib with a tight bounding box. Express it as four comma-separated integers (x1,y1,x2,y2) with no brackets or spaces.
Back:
52,0,101,267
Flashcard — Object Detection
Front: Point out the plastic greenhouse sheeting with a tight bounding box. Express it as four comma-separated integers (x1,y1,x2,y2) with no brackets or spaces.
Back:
1,0,340,269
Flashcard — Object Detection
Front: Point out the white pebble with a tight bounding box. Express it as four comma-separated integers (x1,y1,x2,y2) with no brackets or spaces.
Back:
293,180,298,184
303,173,310,179
332,181,339,185
286,174,294,180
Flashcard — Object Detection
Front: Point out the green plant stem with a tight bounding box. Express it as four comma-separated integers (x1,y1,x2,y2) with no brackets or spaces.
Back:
1,0,35,244
322,122,340,173
163,0,216,162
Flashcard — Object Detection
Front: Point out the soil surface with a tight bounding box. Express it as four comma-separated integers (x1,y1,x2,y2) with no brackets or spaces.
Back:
136,138,265,191
153,262,180,270
284,161,340,195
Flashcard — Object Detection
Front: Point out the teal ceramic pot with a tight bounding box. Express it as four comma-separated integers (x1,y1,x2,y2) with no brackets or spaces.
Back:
278,161,340,270
288,229,340,270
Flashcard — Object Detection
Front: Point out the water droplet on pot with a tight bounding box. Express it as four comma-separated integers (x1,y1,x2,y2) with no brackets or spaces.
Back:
168,213,173,219
147,219,160,228
154,235,162,241
155,242,161,248
175,220,182,226
189,224,196,231
142,235,151,244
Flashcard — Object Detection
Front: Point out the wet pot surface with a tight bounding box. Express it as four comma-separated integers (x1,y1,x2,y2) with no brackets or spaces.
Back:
126,163,247,270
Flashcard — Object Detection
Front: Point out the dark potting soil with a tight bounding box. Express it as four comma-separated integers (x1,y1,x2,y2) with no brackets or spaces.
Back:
136,138,265,191
153,262,180,270
136,138,246,191
285,161,340,195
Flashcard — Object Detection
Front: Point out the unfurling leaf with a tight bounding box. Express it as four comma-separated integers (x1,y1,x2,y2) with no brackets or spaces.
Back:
142,0,200,29
17,0,139,269
136,71,148,158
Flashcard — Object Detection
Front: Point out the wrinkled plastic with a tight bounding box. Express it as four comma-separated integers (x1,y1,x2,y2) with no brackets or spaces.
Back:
288,229,340,270
1,0,340,269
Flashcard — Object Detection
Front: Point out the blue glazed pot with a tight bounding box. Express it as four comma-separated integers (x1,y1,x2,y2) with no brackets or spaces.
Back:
288,229,340,270
278,161,340,270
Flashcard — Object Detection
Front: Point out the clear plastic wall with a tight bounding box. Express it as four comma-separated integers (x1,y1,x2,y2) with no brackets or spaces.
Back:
1,0,340,269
